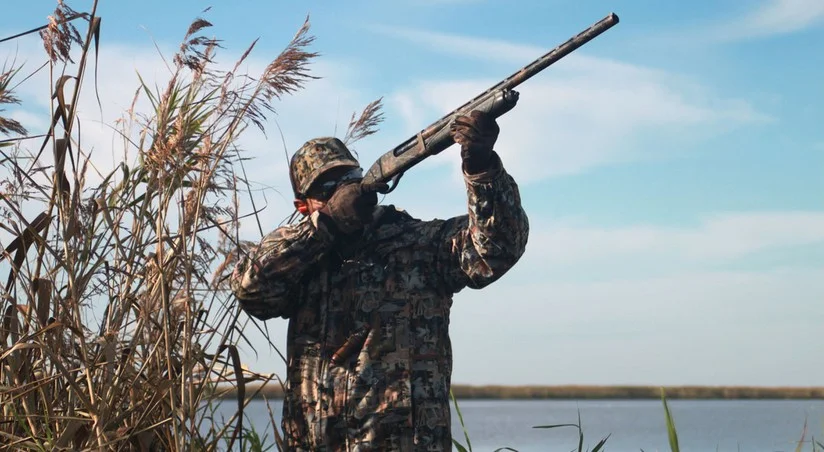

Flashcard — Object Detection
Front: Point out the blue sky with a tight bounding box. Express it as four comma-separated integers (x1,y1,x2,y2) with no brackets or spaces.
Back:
2,0,823,386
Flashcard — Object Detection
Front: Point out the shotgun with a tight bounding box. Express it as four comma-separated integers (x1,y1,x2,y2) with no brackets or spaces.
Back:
362,13,620,192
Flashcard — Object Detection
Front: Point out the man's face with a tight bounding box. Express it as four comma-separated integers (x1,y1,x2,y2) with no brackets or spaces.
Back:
296,166,362,215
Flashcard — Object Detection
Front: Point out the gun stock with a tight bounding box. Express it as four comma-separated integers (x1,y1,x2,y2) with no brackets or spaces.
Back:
363,12,619,191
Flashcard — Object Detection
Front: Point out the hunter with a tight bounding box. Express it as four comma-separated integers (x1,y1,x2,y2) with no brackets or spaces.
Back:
231,110,529,450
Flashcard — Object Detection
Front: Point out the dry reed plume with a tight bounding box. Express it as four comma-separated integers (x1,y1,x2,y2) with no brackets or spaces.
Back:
343,97,384,149
0,1,319,450
0,66,28,136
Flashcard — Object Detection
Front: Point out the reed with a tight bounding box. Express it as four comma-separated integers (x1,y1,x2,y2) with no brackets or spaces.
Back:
0,2,320,450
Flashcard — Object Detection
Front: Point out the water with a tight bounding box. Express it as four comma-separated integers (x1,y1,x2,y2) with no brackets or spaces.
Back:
216,399,824,451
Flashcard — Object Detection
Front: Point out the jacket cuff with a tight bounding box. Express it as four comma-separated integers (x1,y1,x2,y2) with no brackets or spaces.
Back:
463,151,503,184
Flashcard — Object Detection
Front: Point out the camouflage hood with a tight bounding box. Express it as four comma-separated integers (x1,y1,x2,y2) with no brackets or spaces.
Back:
289,137,360,198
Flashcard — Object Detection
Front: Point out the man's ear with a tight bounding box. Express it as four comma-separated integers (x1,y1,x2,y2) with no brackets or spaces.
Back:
294,199,310,216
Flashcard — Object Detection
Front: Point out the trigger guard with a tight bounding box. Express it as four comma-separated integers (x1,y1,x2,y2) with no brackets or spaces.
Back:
384,173,403,194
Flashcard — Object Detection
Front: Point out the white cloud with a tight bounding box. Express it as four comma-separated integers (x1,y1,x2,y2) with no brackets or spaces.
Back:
372,25,541,63
653,0,824,44
448,266,824,385
376,28,772,182
527,211,824,266
716,0,824,40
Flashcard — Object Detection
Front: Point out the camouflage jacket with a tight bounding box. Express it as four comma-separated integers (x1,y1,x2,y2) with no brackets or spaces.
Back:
231,153,529,451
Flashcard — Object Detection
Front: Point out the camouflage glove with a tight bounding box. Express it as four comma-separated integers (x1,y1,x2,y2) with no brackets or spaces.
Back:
450,110,500,174
318,182,388,235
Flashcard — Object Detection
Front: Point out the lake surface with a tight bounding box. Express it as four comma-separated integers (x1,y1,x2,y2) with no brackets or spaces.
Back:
215,399,824,451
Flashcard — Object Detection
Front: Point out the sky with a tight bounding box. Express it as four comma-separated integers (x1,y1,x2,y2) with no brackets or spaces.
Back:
1,0,822,386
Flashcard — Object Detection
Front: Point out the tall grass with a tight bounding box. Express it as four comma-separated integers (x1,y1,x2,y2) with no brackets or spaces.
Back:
0,2,319,450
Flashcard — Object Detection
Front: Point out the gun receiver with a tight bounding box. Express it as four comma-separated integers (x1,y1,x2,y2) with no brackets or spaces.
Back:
362,12,620,191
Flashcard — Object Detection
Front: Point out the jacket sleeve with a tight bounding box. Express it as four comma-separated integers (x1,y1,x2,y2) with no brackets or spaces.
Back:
230,212,337,320
431,151,530,293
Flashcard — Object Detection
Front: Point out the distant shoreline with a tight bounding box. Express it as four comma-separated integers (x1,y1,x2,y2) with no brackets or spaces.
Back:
217,384,824,400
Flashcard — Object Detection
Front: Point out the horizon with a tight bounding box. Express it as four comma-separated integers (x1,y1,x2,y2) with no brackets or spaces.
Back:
1,0,822,387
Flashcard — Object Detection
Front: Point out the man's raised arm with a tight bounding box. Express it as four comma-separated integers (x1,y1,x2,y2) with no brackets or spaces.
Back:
434,150,529,293
417,111,530,293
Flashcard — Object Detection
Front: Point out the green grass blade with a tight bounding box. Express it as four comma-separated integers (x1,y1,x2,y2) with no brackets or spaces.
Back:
591,433,611,452
452,439,469,452
661,388,680,452
794,416,808,452
533,423,581,429
577,409,584,452
451,390,473,452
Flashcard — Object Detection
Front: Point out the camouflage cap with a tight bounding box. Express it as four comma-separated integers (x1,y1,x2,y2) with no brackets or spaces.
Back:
289,137,361,198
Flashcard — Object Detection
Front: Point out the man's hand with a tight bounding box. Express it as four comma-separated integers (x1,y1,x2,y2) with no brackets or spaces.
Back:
450,110,500,173
319,182,388,235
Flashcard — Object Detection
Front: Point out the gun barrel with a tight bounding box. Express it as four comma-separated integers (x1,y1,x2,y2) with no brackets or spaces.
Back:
452,13,620,115
510,12,619,87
